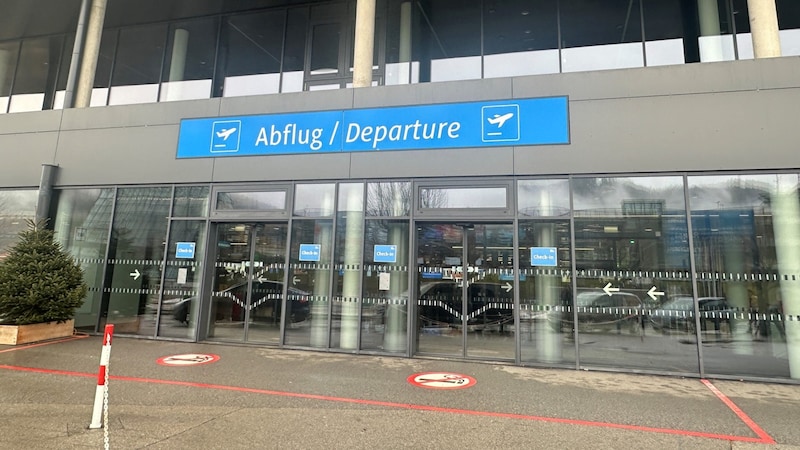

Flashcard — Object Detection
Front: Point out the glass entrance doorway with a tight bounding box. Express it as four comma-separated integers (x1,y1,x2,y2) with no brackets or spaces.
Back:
207,222,289,344
416,223,516,360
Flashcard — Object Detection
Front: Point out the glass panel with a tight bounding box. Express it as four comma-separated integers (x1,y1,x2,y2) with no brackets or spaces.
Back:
367,182,411,216
173,186,210,217
361,220,409,352
417,0,481,82
776,0,800,56
0,189,37,255
216,191,286,211
53,189,113,332
9,36,62,113
247,223,289,344
310,23,341,75
285,219,334,347
109,24,167,105
89,29,118,107
642,0,687,66
223,10,286,97
560,0,644,72
158,220,206,339
518,179,571,216
688,174,799,380
465,224,516,360
294,183,335,217
695,0,736,62
281,8,308,93
207,223,252,341
572,176,696,373
159,18,218,102
419,187,507,209
483,0,560,78
0,41,20,113
519,220,574,366
103,187,170,336
417,223,464,355
331,185,364,350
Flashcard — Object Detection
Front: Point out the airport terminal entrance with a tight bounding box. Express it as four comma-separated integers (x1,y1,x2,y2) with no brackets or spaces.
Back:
206,222,289,344
416,223,516,360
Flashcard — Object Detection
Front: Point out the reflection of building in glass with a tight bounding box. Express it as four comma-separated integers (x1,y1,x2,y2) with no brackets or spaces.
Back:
1,1,799,383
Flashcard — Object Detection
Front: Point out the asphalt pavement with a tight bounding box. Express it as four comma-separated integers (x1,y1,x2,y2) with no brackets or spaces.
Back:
1,334,799,449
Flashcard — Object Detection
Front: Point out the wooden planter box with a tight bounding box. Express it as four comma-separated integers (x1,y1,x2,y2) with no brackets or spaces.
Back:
0,319,75,345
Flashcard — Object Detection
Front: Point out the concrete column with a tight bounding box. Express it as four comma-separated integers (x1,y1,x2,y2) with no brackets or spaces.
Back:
697,0,724,62
35,164,58,225
339,191,364,350
63,0,91,109
772,175,800,379
168,28,189,82
398,2,412,84
747,0,782,58
74,0,108,108
352,0,376,88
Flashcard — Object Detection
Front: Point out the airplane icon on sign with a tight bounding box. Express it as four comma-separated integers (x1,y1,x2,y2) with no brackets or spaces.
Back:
487,113,514,128
216,128,237,140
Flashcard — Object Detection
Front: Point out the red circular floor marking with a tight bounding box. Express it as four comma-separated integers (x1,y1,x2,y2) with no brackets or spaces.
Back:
407,372,476,389
156,354,220,366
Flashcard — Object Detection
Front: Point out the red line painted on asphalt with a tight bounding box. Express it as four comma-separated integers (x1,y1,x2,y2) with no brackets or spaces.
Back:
0,334,89,353
701,379,776,444
0,364,772,444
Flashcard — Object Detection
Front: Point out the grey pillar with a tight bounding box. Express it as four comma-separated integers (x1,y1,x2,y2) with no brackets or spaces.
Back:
747,0,782,58
353,0,376,88
697,0,724,62
36,164,58,225
74,0,108,108
398,2,412,84
63,0,91,109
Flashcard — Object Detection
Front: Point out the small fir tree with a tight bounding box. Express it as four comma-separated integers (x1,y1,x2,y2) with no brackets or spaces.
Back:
0,220,87,325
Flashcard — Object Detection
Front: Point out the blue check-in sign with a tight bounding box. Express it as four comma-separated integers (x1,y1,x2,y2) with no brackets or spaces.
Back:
299,244,321,262
530,247,558,267
373,245,397,263
175,242,196,259
177,97,569,158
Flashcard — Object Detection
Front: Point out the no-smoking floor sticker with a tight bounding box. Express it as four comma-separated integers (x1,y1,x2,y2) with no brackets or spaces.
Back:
156,354,220,366
407,372,476,389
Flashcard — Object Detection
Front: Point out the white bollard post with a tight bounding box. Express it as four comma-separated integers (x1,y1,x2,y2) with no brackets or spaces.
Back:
89,324,114,429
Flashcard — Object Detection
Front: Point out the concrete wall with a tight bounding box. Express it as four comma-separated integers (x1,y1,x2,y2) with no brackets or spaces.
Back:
1,56,798,189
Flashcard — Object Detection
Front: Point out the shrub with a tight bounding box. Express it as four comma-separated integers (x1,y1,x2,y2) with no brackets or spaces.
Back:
0,220,87,325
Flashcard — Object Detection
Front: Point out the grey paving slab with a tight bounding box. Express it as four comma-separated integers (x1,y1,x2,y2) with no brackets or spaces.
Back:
1,336,799,449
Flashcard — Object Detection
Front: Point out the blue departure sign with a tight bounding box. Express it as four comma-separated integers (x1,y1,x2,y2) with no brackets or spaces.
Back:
176,97,569,158
530,247,558,267
175,242,196,259
373,245,397,263
299,244,321,262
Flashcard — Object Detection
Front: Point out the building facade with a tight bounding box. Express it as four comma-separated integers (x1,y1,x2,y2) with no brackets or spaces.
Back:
1,0,799,382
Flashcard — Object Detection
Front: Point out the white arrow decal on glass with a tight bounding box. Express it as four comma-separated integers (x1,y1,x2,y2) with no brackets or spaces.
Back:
647,286,665,301
129,269,141,280
602,282,619,296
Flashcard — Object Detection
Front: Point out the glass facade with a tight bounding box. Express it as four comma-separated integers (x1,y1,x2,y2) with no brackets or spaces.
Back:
48,173,800,381
2,0,800,112
0,189,38,258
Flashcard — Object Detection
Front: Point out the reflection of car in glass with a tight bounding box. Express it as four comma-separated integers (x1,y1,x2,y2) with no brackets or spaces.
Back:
552,289,643,333
416,281,514,331
172,280,310,325
648,296,732,334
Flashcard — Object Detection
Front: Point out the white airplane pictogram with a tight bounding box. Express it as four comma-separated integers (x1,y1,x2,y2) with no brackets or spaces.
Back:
487,113,514,128
216,128,237,140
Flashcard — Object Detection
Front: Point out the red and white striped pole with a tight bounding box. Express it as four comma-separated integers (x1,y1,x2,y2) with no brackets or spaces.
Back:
89,324,114,429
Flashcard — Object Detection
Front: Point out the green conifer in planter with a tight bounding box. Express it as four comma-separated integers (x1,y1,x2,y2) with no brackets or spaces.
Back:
0,220,87,325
